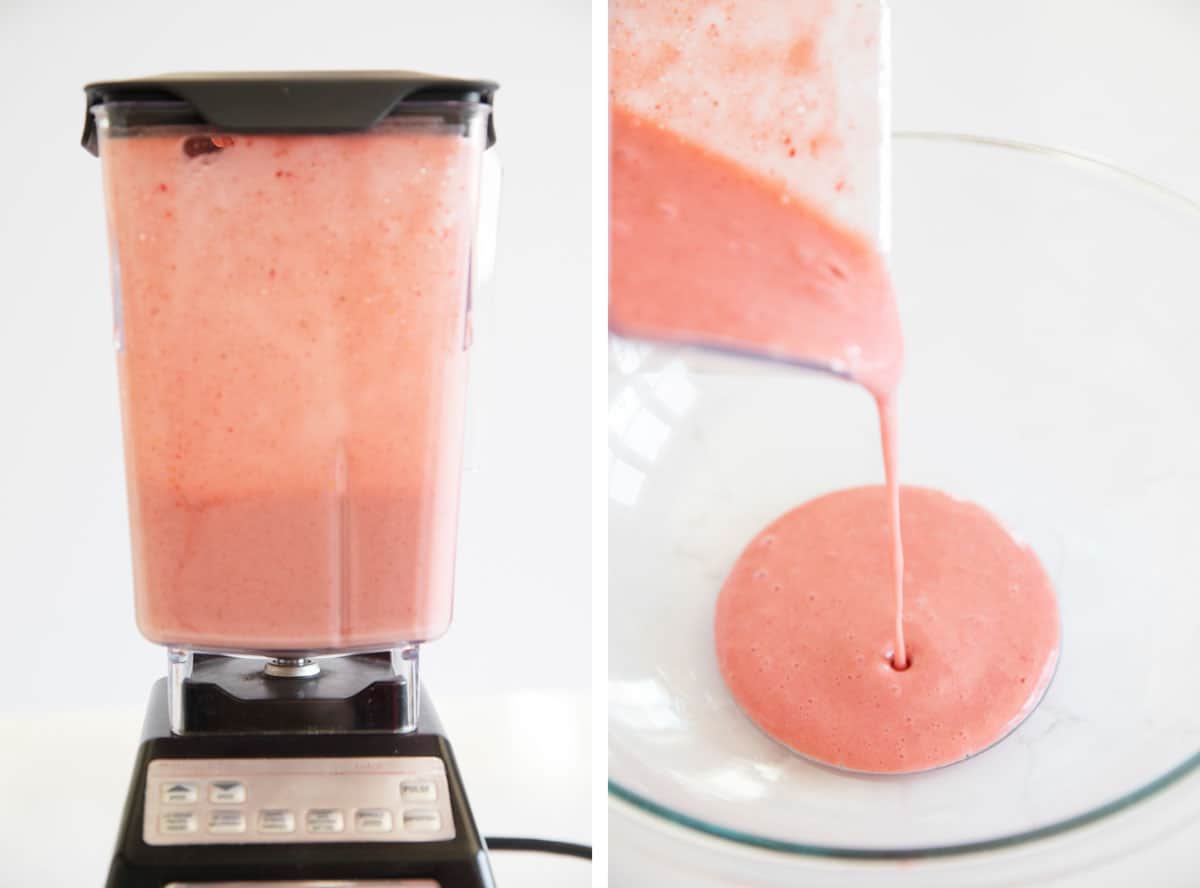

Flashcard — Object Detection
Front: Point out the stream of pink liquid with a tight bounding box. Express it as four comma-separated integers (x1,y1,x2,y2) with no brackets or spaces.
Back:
878,397,907,669
611,104,1060,772
611,105,909,668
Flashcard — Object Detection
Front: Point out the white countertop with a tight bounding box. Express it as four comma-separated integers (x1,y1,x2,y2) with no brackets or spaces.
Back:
0,692,590,887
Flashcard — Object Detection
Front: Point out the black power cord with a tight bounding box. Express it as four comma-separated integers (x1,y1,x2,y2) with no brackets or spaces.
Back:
485,836,592,860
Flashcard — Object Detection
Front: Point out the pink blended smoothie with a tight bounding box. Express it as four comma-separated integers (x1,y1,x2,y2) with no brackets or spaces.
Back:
99,121,483,652
612,0,1060,772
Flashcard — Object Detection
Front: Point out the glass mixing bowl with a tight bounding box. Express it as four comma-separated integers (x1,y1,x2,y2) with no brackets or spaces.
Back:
608,134,1200,876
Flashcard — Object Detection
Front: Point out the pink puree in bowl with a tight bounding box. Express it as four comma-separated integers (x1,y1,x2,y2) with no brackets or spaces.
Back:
100,127,480,653
716,487,1059,773
612,0,1060,773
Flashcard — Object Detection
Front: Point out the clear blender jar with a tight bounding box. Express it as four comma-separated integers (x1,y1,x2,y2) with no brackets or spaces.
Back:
610,0,889,363
85,72,496,723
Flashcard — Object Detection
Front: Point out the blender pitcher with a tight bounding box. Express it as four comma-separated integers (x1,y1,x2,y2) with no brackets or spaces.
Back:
610,0,890,379
85,72,495,658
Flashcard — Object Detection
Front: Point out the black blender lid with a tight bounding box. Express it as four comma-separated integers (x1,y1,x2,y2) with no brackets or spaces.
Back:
81,70,498,155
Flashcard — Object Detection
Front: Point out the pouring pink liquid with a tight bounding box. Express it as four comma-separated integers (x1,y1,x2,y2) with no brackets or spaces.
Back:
611,105,909,669
611,0,1059,772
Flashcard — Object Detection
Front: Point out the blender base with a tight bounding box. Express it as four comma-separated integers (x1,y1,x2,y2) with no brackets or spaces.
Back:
105,678,495,888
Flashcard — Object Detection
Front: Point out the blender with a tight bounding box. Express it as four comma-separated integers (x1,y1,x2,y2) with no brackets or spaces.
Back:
82,71,498,887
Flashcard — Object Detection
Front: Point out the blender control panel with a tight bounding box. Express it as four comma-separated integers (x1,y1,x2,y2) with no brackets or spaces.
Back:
143,757,455,846
167,883,440,887
167,883,439,887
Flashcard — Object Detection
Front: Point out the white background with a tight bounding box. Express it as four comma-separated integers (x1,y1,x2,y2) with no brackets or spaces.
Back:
0,0,591,709
891,0,1200,201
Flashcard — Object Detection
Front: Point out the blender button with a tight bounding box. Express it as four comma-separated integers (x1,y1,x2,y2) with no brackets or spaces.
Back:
306,809,345,833
209,780,246,803
161,782,199,804
403,809,442,832
159,811,198,834
257,809,296,833
355,808,393,832
208,810,246,833
399,779,437,802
